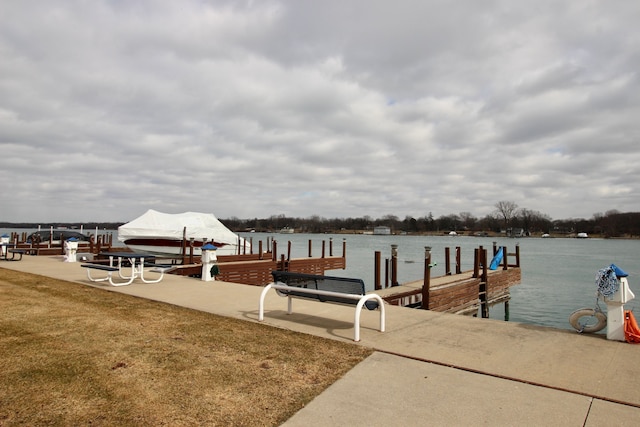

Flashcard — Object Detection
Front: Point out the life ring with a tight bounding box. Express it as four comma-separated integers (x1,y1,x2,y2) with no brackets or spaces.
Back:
569,308,607,333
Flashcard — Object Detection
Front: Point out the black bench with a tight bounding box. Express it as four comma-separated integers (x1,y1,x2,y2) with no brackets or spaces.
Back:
5,249,26,261
258,271,385,342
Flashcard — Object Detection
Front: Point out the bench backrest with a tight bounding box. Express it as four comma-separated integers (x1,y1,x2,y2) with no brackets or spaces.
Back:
271,270,367,306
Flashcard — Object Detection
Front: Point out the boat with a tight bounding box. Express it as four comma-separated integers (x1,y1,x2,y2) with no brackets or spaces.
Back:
279,227,295,234
27,229,91,244
118,209,250,257
576,232,589,239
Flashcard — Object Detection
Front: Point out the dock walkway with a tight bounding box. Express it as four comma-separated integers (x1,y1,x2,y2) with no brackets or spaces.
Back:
3,255,640,426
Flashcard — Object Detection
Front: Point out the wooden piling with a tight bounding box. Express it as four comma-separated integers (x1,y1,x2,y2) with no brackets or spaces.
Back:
479,248,489,318
445,247,451,275
422,246,432,310
374,251,381,290
391,244,398,286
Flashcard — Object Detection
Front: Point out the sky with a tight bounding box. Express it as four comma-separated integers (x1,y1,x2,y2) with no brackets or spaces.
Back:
1,1,639,223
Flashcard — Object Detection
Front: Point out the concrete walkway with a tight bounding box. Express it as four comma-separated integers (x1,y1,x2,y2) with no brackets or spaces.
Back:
3,255,640,426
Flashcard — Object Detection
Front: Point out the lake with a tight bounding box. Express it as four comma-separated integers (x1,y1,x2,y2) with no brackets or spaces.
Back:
239,232,640,332
3,228,639,332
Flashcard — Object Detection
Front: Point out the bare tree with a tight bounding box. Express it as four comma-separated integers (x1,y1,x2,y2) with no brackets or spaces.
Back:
494,201,519,228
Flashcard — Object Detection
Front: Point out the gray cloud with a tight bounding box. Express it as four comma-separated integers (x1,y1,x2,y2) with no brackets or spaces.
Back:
1,0,639,223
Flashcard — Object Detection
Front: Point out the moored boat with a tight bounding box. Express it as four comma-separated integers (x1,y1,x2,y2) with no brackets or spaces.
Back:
118,210,250,257
28,229,91,244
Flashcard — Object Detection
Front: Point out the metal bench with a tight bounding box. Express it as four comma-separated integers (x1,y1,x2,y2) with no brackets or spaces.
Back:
259,270,385,341
81,264,131,286
5,249,26,261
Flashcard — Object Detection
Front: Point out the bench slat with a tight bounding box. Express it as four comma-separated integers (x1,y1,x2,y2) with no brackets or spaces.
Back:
81,264,120,272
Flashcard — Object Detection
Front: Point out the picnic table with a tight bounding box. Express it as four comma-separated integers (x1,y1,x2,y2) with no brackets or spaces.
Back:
81,252,170,286
1,244,26,261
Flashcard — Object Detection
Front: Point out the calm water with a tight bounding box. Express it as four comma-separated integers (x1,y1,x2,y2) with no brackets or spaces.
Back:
241,232,640,331
4,228,639,331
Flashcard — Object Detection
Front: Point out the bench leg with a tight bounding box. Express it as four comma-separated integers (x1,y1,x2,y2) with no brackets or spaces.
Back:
258,283,273,321
85,269,112,283
355,295,386,342
139,268,165,283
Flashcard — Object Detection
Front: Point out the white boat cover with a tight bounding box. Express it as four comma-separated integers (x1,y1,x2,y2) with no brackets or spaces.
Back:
118,209,247,248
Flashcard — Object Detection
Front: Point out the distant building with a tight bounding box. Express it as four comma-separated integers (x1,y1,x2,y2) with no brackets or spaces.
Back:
373,226,391,235
507,227,525,237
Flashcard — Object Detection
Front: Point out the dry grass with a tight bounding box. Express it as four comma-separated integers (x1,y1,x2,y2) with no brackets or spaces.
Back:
0,268,372,426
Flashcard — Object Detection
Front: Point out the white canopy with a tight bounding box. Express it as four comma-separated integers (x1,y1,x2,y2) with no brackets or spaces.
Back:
118,209,244,246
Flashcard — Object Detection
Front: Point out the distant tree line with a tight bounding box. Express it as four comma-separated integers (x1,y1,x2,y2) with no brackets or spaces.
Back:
2,202,640,237
222,202,640,238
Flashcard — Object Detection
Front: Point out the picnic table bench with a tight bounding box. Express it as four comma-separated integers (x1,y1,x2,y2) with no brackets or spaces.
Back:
259,270,385,342
4,249,26,261
81,254,173,286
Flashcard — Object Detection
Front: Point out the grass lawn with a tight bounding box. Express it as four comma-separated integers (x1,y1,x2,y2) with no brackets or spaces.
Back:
0,268,372,426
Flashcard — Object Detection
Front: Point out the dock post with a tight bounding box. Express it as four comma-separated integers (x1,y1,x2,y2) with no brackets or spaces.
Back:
259,240,263,260
445,247,451,275
479,248,489,318
322,240,326,258
374,251,381,290
329,237,333,256
422,246,432,310
502,246,508,270
391,244,398,286
308,240,312,257
385,258,389,288
456,246,461,274
272,240,277,262
473,248,479,278
515,243,520,267
287,241,291,261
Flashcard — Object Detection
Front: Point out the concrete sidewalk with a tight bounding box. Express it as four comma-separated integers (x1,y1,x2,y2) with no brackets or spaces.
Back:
3,255,640,426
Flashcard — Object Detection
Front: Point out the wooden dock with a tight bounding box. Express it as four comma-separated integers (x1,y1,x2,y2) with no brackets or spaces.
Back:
372,244,521,317
167,238,347,285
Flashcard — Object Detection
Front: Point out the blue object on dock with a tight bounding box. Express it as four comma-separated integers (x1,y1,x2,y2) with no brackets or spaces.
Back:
489,247,503,270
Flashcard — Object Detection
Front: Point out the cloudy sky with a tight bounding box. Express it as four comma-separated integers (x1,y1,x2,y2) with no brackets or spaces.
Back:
1,1,639,223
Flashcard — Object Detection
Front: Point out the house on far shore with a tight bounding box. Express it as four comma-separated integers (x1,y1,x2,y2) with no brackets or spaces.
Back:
373,226,391,235
506,227,526,237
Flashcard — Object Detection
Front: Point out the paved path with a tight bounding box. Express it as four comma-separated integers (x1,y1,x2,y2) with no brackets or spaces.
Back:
3,255,640,426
